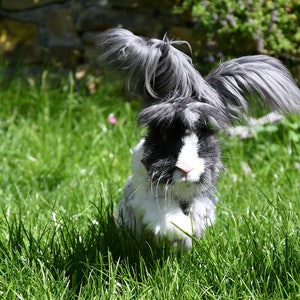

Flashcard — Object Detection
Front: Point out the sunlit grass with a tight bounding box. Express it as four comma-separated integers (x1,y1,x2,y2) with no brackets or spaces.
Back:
0,68,299,299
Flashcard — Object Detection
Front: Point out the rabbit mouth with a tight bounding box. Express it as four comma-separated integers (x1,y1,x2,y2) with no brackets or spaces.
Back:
148,167,203,185
172,160,205,184
149,169,201,186
172,169,202,184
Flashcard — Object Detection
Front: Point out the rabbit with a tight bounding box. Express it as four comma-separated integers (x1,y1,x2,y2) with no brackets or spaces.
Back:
97,28,300,249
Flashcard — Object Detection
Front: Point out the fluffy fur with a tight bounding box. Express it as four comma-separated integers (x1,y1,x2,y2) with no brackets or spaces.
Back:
118,138,218,249
97,28,300,249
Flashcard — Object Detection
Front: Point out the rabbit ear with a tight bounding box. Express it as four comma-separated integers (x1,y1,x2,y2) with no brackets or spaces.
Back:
206,55,300,118
97,29,210,105
97,28,160,101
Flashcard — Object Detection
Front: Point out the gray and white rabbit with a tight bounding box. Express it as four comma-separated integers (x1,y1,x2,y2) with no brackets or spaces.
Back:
97,29,300,249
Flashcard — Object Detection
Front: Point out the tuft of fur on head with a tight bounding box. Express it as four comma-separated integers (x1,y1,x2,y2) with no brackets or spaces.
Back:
138,100,229,130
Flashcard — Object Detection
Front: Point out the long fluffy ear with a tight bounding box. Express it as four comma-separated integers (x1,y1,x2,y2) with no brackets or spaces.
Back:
96,28,211,106
206,55,300,118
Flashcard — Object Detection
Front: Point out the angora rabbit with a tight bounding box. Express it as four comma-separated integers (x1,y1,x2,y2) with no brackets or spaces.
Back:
97,29,300,249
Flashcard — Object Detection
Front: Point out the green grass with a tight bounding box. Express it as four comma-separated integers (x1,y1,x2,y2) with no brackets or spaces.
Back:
0,68,300,299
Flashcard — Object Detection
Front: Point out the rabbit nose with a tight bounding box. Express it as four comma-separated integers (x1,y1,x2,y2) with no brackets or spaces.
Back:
175,165,192,176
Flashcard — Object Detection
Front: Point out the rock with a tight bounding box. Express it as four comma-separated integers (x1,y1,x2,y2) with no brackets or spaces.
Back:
83,45,98,63
110,0,174,12
75,6,162,36
110,0,139,8
0,18,41,63
44,8,82,49
81,32,101,63
82,31,99,45
42,47,81,67
1,0,64,11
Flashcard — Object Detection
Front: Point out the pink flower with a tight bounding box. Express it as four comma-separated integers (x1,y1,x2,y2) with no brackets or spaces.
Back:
108,113,117,124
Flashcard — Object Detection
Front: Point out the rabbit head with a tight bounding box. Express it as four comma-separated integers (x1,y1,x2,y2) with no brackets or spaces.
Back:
138,101,224,195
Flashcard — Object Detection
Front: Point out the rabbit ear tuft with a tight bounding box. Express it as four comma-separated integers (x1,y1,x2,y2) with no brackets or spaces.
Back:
206,55,300,117
98,30,300,126
97,28,210,105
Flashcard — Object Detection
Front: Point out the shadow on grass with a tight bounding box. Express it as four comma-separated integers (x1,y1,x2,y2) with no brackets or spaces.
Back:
60,205,176,293
1,202,177,295
3,195,300,297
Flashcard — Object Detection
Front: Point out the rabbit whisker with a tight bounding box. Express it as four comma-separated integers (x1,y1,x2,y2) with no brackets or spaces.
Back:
128,181,148,199
155,173,164,199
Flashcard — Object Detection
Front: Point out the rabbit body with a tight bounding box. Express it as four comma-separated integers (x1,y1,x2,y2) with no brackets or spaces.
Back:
118,137,219,249
97,28,300,249
117,115,223,249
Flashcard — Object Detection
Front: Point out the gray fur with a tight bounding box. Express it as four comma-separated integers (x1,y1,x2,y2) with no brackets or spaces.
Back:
97,28,223,109
138,101,229,129
97,29,300,249
97,29,300,126
98,29,300,249
206,55,300,118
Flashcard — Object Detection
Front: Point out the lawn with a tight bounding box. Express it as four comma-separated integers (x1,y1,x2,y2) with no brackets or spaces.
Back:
0,68,299,299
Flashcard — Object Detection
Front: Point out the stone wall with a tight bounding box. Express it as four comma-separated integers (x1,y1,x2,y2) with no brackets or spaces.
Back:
0,0,196,68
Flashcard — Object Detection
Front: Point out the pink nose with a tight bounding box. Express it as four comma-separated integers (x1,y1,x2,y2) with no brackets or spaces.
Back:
175,166,192,176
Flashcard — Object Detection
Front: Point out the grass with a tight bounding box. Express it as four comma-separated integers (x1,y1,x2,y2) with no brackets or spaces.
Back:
0,67,300,299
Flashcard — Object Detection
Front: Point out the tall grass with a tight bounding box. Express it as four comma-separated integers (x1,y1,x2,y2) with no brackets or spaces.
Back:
0,68,299,299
